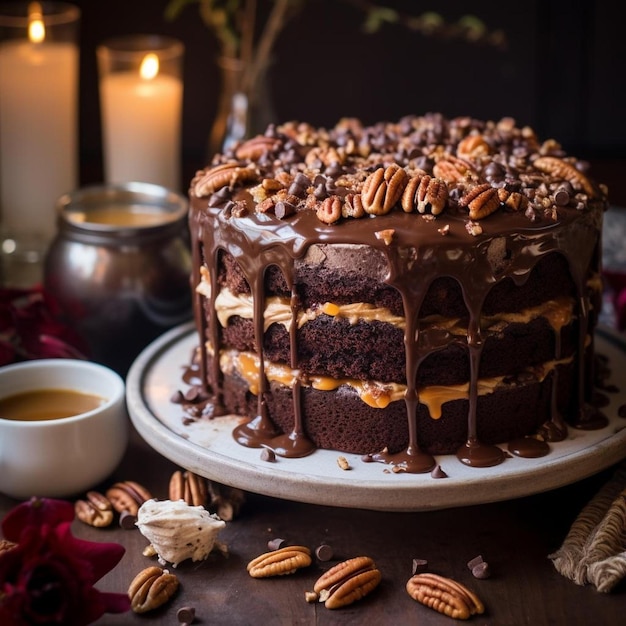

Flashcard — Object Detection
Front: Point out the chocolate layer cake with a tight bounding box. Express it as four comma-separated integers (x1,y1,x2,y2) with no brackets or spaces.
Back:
188,114,608,472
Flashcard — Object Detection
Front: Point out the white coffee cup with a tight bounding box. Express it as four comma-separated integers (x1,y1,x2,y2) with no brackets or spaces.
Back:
0,359,128,499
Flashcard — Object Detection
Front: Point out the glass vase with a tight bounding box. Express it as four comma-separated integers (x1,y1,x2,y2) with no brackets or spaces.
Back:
207,55,276,160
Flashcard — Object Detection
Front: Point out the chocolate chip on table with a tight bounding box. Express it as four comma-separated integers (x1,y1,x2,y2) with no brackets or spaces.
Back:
467,554,491,579
177,606,196,624
268,537,287,551
315,543,334,562
119,510,137,530
412,558,429,575
471,561,491,579
467,555,484,570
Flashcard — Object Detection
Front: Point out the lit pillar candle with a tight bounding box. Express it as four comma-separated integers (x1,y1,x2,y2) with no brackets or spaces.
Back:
98,36,183,191
0,2,79,254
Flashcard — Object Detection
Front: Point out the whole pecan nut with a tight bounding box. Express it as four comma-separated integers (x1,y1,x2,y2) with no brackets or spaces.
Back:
533,156,595,197
401,174,448,215
316,196,343,224
235,135,282,161
361,164,408,215
193,162,259,197
247,545,312,578
406,572,484,620
433,155,477,184
106,481,152,516
128,566,179,614
457,134,490,160
311,556,381,609
458,183,501,220
75,491,114,527
169,470,208,507
342,193,365,219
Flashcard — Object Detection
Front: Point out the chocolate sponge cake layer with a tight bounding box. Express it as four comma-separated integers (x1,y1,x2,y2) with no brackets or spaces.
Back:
211,354,575,455
188,114,608,471
218,313,578,387
217,248,577,319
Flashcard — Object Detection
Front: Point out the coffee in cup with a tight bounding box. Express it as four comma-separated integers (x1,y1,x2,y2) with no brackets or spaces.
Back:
0,388,106,421
0,359,128,499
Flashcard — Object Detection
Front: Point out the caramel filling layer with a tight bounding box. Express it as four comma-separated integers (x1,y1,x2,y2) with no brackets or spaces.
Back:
217,346,572,419
197,268,575,337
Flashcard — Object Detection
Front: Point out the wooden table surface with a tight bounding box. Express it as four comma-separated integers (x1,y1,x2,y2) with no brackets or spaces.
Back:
2,424,625,625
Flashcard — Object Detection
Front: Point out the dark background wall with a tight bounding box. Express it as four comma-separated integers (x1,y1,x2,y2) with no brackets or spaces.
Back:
64,0,626,201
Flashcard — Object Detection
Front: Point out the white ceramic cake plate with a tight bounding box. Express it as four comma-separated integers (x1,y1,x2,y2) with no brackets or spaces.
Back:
126,322,626,512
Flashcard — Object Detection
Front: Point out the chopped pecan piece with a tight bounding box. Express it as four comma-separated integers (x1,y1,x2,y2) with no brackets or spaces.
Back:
401,174,448,215
459,183,501,220
361,164,408,215
497,188,528,212
374,228,395,245
75,491,114,527
169,470,208,507
193,162,259,197
128,566,179,614
256,197,276,214
311,556,381,609
336,455,351,470
235,135,282,161
247,545,312,578
106,481,152,516
406,572,484,620
533,156,595,197
260,177,284,193
465,220,483,236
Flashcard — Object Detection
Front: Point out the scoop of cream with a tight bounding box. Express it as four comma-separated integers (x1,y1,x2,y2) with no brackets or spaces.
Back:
136,499,227,567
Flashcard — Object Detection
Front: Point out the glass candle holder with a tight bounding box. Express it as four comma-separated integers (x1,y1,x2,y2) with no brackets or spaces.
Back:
97,35,184,192
0,2,80,287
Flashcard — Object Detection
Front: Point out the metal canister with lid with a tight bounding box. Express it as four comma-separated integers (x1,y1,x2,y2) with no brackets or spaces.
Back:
44,182,192,374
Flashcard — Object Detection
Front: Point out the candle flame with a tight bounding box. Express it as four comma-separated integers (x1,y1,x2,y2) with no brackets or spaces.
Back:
140,53,160,81
28,2,45,44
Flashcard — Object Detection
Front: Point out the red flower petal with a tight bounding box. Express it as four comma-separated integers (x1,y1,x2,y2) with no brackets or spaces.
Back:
0,286,90,363
54,524,126,584
1,498,74,543
0,498,130,625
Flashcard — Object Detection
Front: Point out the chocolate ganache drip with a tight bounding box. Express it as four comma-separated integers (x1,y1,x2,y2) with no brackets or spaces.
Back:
188,114,608,472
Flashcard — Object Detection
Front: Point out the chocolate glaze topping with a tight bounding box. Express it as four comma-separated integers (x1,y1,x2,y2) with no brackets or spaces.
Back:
188,114,609,472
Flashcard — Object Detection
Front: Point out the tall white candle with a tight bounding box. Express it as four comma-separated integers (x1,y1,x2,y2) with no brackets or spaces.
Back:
0,38,78,242
100,53,182,190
